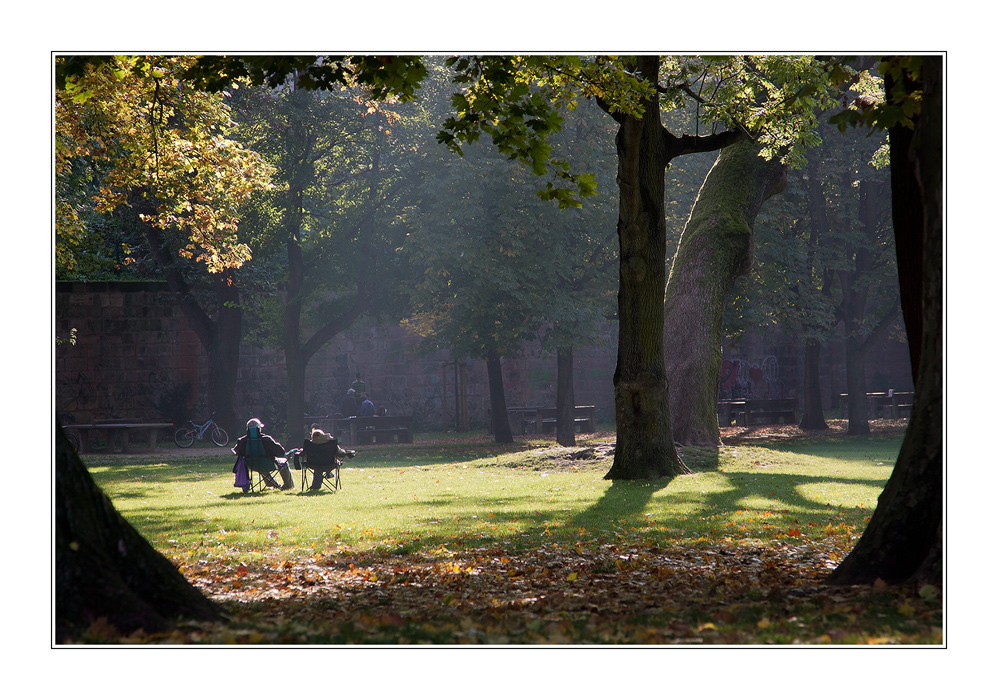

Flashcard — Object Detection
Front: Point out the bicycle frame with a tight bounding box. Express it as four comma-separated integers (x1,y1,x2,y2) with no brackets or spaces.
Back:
189,418,214,440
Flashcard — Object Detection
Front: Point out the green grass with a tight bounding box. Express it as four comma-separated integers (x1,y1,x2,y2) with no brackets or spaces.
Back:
86,432,899,565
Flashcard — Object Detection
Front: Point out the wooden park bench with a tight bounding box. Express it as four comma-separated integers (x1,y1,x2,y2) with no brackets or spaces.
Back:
729,398,798,426
62,420,175,453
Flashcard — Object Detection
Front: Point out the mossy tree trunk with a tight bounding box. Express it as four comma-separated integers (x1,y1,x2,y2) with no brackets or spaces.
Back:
663,140,787,446
55,424,222,642
827,55,942,587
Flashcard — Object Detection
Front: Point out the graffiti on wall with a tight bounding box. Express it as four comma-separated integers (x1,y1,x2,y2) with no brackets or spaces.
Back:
720,356,786,399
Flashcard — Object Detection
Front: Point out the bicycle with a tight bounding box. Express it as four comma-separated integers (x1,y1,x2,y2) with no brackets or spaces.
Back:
174,413,229,448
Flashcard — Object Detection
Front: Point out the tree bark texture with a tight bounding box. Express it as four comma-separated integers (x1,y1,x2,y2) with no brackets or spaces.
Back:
827,55,943,587
486,349,514,444
556,346,577,447
662,140,788,446
55,424,222,642
603,56,688,480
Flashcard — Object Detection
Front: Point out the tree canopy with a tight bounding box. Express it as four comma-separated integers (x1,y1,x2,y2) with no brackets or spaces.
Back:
56,56,273,274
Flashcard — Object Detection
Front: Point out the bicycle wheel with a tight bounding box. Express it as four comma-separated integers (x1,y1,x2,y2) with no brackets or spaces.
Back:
174,427,195,448
211,425,229,447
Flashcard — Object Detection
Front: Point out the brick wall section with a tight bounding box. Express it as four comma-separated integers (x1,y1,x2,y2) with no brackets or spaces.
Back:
56,281,207,423
55,282,912,431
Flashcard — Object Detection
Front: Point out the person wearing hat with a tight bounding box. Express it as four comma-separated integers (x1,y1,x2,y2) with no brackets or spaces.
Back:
232,418,294,490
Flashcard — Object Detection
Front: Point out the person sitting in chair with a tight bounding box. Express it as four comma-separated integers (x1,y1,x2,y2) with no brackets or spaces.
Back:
307,423,355,490
232,418,294,490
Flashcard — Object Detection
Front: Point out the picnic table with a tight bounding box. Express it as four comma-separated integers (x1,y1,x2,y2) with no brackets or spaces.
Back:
719,398,798,426
505,405,597,435
505,406,545,434
62,420,174,453
839,391,914,419
334,415,413,445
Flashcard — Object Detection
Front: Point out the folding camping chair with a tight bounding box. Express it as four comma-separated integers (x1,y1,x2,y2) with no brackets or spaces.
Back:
245,425,281,491
297,438,343,492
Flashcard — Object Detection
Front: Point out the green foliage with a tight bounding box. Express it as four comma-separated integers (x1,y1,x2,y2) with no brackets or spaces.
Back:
403,96,618,361
56,55,274,274
729,111,897,345
228,75,432,350
827,56,924,133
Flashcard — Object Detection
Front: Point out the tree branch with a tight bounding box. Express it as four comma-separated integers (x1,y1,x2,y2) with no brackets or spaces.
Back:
663,128,745,158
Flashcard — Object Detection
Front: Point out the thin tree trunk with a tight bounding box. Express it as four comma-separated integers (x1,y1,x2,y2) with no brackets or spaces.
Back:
209,270,242,435
843,333,871,434
556,346,576,447
55,424,222,642
486,349,514,444
798,338,828,430
284,179,307,445
663,140,787,446
828,55,942,587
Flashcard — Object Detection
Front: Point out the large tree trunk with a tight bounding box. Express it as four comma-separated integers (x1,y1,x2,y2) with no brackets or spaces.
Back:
827,55,943,587
887,74,924,381
798,338,829,430
603,56,688,480
55,424,222,642
663,140,787,446
486,349,514,444
555,346,577,447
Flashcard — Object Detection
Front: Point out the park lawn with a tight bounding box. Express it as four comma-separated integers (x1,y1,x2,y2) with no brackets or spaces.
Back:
80,431,942,645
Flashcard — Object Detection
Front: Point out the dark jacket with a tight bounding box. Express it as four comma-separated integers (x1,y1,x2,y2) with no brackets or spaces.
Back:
341,395,359,417
232,431,286,458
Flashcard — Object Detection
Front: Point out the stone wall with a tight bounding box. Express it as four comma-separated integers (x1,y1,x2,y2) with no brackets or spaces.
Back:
55,281,913,434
